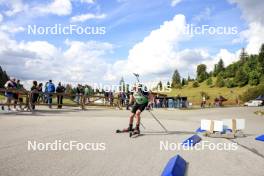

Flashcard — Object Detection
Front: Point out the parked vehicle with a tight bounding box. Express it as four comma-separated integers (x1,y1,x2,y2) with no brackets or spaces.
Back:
244,100,263,107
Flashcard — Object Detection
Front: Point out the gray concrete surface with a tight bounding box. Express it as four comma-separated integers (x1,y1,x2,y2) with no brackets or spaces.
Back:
0,107,264,176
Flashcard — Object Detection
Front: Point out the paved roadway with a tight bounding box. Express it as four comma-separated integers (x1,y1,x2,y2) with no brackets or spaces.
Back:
0,107,264,176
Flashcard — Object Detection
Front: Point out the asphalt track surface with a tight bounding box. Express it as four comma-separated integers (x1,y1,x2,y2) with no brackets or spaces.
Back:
0,107,264,176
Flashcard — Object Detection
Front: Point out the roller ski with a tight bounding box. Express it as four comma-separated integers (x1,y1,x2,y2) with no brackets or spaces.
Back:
129,127,141,138
116,126,134,133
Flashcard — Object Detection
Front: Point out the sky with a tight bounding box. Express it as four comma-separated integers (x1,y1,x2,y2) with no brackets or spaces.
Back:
0,0,264,87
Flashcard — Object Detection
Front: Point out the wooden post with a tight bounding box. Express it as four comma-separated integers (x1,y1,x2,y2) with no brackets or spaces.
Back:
232,119,237,134
28,91,33,111
209,120,214,133
81,95,85,110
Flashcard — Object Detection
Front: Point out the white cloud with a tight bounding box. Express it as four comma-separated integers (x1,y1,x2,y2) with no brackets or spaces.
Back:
0,24,25,33
229,0,264,54
80,0,95,3
106,14,242,81
32,0,72,16
228,0,264,25
0,0,28,16
0,30,114,85
171,0,182,7
70,13,106,23
107,14,202,80
238,22,264,54
0,0,73,17
0,14,3,23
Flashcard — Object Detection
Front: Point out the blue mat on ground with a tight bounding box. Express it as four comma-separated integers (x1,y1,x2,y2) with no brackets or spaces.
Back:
195,127,206,133
161,155,187,176
255,134,264,142
182,134,202,146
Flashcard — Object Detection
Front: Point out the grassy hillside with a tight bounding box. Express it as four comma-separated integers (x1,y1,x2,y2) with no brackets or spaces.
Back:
166,78,252,105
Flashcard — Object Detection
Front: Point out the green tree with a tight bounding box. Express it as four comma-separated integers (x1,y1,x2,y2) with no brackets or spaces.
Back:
239,48,248,63
171,69,181,88
248,71,261,86
244,55,259,74
119,77,125,92
187,75,191,81
157,81,163,90
196,64,208,83
166,81,170,87
234,68,248,87
258,44,264,73
181,78,187,86
224,63,238,78
226,79,236,88
206,77,213,86
215,74,225,87
0,66,9,88
213,59,225,76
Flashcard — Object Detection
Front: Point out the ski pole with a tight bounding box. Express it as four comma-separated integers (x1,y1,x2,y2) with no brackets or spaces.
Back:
140,122,146,129
148,110,168,133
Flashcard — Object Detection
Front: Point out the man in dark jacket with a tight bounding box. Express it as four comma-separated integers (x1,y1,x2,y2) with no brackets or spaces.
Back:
56,82,65,109
31,81,39,110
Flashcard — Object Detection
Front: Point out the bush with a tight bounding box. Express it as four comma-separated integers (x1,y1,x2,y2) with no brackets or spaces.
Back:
225,79,236,88
192,81,199,88
215,75,225,87
206,77,213,86
240,84,264,102
260,75,264,84
234,68,248,87
248,71,261,86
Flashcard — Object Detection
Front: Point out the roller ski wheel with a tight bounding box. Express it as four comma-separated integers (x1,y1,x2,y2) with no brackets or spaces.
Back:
116,128,134,133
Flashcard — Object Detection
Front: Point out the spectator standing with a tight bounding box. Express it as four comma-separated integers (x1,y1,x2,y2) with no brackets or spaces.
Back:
76,84,82,104
31,81,39,110
46,80,55,108
109,91,114,106
16,80,24,110
12,79,18,110
121,92,126,106
4,78,16,111
201,96,206,108
84,85,93,104
44,82,49,103
37,83,43,103
56,82,65,109
104,91,109,104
